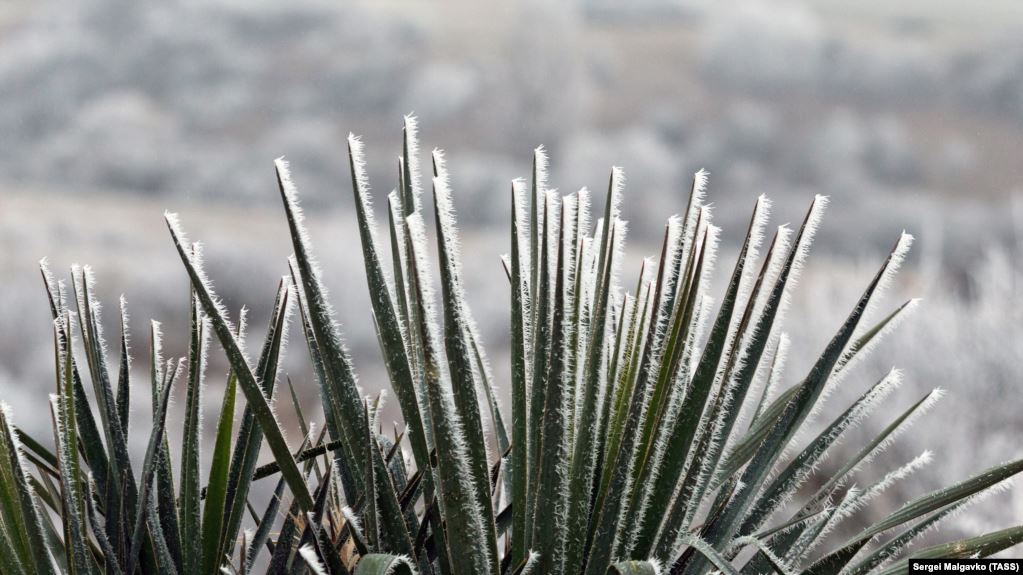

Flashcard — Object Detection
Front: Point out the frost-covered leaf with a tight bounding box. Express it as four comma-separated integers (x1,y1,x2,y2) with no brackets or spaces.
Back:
430,150,500,571
350,134,430,479
0,404,57,575
874,526,1023,575
404,211,490,574
275,158,370,494
166,213,313,512
355,554,417,575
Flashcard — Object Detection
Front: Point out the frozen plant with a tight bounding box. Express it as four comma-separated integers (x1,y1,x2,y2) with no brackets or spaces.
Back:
1,117,1021,575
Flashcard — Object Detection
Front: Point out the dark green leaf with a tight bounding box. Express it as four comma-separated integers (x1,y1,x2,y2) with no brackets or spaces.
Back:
165,213,314,512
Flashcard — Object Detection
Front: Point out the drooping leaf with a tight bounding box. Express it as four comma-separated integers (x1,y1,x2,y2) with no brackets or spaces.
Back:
806,457,1023,575
607,560,660,575
693,213,916,575
739,369,903,535
874,526,1023,575
843,500,966,575
670,534,741,575
354,554,417,575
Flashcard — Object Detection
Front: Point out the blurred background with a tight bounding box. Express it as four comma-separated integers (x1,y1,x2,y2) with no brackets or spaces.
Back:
1,0,1021,547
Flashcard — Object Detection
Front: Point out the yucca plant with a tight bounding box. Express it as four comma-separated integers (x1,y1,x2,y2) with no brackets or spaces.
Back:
1,116,1021,575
